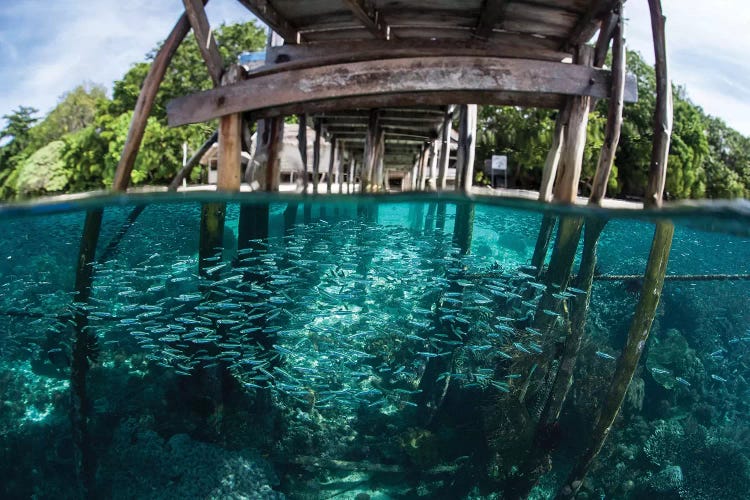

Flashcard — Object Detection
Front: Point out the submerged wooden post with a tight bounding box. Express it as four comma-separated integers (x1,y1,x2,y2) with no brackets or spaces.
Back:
590,3,625,205
558,222,674,498
645,0,673,208
553,46,594,203
437,108,453,190
201,65,243,270
70,208,103,499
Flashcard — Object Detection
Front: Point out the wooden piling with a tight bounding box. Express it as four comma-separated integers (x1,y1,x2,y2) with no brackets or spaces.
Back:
298,114,308,193
590,2,625,205
553,46,594,203
361,109,380,192
558,222,674,498
313,118,322,194
112,7,199,191
326,137,337,193
645,0,673,208
455,104,477,192
437,108,453,190
70,208,103,499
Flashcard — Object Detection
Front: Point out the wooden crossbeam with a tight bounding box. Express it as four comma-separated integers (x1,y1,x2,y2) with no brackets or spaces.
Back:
342,0,389,39
565,0,620,49
167,56,638,126
183,0,223,86
265,36,568,69
474,0,510,40
235,0,298,43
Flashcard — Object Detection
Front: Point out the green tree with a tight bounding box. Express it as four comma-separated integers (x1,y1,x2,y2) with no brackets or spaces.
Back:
14,141,69,197
0,106,40,197
27,83,107,151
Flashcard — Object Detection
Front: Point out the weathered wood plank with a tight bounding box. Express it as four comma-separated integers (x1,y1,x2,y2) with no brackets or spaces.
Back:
342,0,389,39
113,4,203,191
645,0,672,208
168,56,637,126
474,0,510,40
235,0,299,43
183,0,223,86
564,0,620,49
264,36,568,72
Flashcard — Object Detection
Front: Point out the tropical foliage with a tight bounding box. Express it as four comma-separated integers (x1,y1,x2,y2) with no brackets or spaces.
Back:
0,22,748,201
0,21,266,199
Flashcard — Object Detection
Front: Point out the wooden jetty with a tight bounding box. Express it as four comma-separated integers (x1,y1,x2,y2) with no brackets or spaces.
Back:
66,1,677,498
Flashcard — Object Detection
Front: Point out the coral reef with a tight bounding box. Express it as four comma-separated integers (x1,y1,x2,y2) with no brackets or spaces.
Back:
99,419,284,499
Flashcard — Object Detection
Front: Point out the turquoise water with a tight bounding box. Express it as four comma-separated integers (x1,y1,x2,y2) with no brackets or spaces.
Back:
0,193,749,499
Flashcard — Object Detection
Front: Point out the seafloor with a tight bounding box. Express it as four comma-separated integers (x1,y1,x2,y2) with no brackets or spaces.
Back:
0,194,748,499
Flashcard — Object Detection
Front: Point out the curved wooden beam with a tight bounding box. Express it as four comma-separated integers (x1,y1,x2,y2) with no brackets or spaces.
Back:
113,3,206,191
167,56,638,126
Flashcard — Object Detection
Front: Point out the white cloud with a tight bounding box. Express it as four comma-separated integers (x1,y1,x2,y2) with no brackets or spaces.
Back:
0,0,250,122
625,0,750,135
1,0,749,138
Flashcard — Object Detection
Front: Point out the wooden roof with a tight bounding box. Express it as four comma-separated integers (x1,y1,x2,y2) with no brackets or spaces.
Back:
170,1,631,171
238,0,614,52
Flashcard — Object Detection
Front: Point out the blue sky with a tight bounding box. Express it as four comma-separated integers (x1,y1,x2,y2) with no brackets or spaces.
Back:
1,0,749,136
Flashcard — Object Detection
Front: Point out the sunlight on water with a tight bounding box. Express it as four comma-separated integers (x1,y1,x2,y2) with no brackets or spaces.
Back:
0,193,748,499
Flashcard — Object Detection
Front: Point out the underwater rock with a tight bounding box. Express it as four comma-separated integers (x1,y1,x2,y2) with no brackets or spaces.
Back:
100,419,284,499
646,329,705,390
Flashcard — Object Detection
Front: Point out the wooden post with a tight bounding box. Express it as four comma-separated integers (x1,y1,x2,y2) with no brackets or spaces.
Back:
70,208,103,499
217,65,243,191
437,108,453,190
590,2,625,205
347,156,355,194
427,140,439,191
298,114,308,193
645,0,673,208
313,118,322,194
169,131,218,190
338,143,345,194
558,222,674,498
362,109,380,192
553,46,594,203
374,129,386,191
112,7,198,191
538,106,569,202
182,0,223,86
463,104,478,192
507,218,607,499
455,104,477,192
417,145,428,191
327,137,337,193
